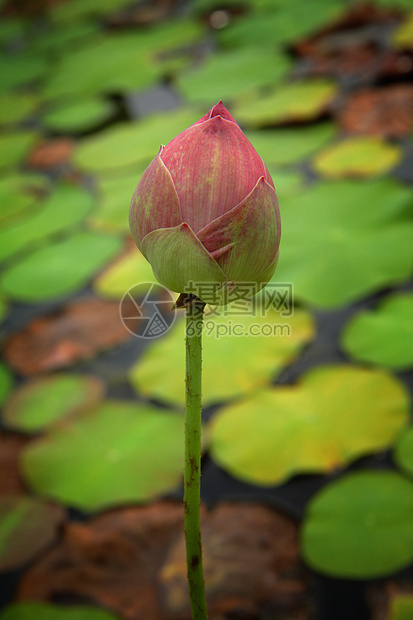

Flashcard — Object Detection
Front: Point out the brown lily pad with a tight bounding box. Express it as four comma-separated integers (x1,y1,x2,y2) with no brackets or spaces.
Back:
0,433,29,496
27,138,75,170
2,297,138,376
17,502,308,619
339,85,413,138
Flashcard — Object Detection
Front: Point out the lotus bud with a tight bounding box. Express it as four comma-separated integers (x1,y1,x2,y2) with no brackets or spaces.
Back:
129,101,281,305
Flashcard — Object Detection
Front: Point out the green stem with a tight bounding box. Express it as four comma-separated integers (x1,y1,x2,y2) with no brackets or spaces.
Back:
184,298,208,620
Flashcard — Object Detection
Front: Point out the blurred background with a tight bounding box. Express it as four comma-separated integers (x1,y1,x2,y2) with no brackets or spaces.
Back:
0,0,413,618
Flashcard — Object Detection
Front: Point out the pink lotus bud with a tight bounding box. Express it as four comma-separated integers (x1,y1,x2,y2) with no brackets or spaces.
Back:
129,102,281,304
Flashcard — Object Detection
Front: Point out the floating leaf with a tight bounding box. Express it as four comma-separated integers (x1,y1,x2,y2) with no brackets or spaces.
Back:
0,231,122,302
43,22,202,100
3,297,137,376
51,0,141,22
267,167,305,198
0,602,120,620
21,401,186,511
0,53,49,92
2,374,104,433
43,98,116,134
0,364,13,406
0,174,49,229
89,167,146,233
93,245,155,299
341,293,413,369
313,136,401,178
177,47,291,105
0,131,39,172
0,298,7,323
394,426,413,478
209,365,409,485
246,123,335,165
0,92,40,126
301,470,413,578
0,496,64,572
74,108,200,173
30,22,100,55
389,595,413,620
233,80,337,127
272,179,413,307
0,184,94,263
130,308,314,407
393,11,413,50
219,0,346,47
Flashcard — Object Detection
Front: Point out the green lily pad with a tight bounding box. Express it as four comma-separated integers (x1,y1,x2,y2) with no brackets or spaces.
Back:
389,596,413,620
301,470,413,578
393,11,413,50
130,308,314,407
177,47,291,105
0,496,64,572
219,0,346,47
0,131,39,172
0,298,7,323
394,426,413,478
267,167,305,198
209,365,409,485
43,21,203,100
0,92,40,125
0,174,50,229
341,293,413,369
313,137,401,178
246,123,336,165
93,246,155,299
89,167,147,233
21,401,186,512
2,374,104,433
74,107,201,173
0,183,94,263
50,0,138,22
0,364,13,406
43,98,116,134
30,22,100,55
0,231,122,302
0,53,49,92
0,603,120,620
233,80,337,127
374,0,413,9
272,179,413,308
0,19,25,47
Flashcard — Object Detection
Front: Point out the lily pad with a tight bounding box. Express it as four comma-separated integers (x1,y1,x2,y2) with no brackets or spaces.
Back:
0,131,39,172
130,308,314,407
389,596,413,620
272,179,413,307
2,374,104,433
51,0,139,22
246,123,336,165
0,184,94,263
89,167,147,233
312,137,401,178
209,365,409,485
0,53,49,92
394,426,413,478
0,92,40,126
219,0,346,47
233,80,337,127
0,298,7,323
301,470,413,578
0,364,13,406
267,167,305,198
43,98,116,134
93,245,155,299
21,401,186,511
0,602,120,620
0,174,50,229
0,496,64,572
341,293,413,369
0,231,122,302
74,108,201,173
177,47,291,105
393,11,413,50
43,22,202,100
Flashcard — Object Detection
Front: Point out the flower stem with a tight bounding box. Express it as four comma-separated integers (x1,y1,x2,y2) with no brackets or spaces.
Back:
184,298,208,619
